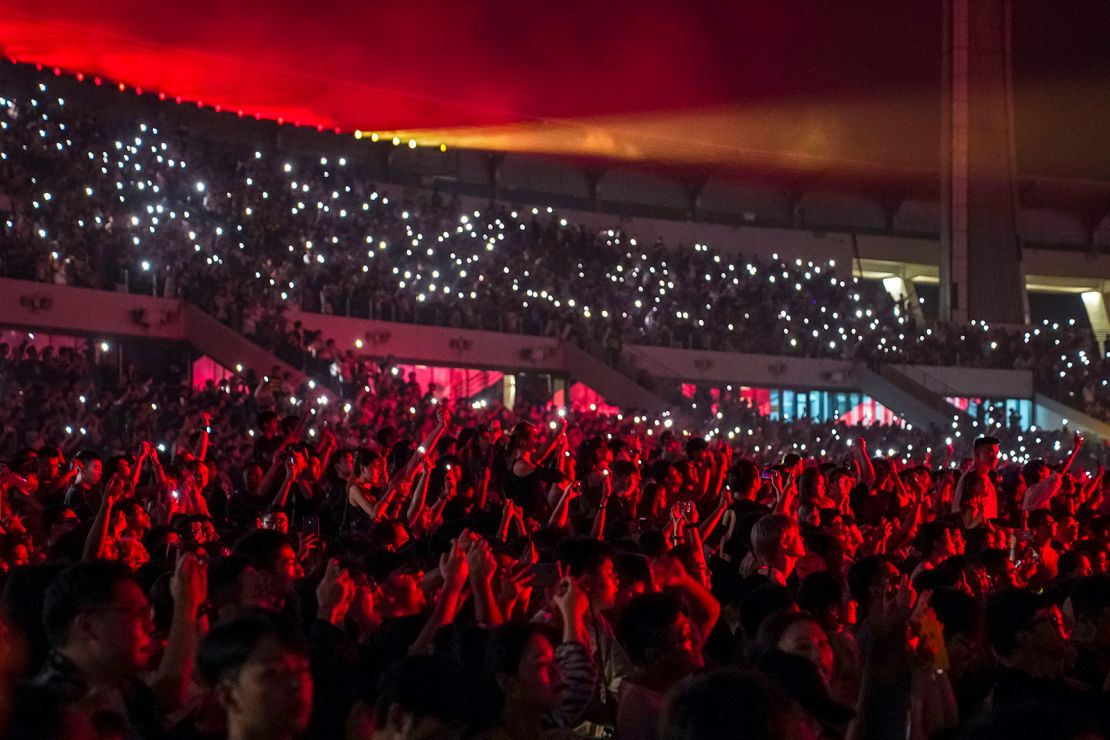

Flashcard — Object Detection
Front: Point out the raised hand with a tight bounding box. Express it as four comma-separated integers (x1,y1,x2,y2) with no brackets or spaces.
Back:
102,474,127,508
552,563,588,625
298,532,319,560
171,551,208,619
438,535,470,592
467,538,498,584
349,583,380,634
315,559,356,625
520,538,538,566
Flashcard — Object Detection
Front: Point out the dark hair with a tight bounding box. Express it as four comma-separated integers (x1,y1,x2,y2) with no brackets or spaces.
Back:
196,612,307,686
1022,460,1049,486
750,610,822,663
797,571,844,617
1057,550,1091,579
685,437,709,456
914,520,954,556
621,592,686,665
73,449,102,465
37,445,63,461
480,623,560,720
2,563,65,668
1068,575,1110,621
929,587,981,640
846,556,890,612
553,538,615,577
1027,509,1054,529
233,529,295,571
729,460,760,493
661,668,792,740
42,560,135,646
374,655,467,726
973,436,1000,453
612,459,639,479
256,410,278,428
739,582,795,640
985,589,1048,657
207,555,253,611
615,552,652,591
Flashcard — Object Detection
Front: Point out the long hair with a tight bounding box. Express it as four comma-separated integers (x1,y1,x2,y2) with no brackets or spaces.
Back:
505,422,536,462
474,622,560,729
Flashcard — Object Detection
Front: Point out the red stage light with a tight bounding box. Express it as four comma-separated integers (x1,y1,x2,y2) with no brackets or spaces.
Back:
93,76,101,85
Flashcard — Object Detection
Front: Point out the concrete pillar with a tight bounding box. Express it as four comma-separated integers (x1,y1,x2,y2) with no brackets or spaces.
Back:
1081,290,1110,353
940,0,1026,324
486,153,505,200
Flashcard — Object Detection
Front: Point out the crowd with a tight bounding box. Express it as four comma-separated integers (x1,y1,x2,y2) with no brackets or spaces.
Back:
0,73,1108,423
0,338,1106,739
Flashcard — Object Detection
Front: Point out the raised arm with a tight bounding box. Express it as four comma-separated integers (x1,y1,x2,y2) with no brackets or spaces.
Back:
1060,432,1083,477
409,536,469,656
590,476,612,540
547,482,580,531
467,538,504,628
83,475,125,561
657,557,721,645
150,553,207,713
855,437,877,488
406,459,434,529
270,457,298,509
535,418,568,466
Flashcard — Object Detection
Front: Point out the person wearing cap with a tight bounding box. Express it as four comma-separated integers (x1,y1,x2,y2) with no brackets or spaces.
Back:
1023,433,1083,512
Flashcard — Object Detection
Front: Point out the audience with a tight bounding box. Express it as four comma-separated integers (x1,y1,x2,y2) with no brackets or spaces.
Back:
0,72,1107,423
0,66,1107,740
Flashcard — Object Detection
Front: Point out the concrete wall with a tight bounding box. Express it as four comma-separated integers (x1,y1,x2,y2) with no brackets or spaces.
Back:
899,365,1034,399
0,279,184,339
499,156,591,200
625,345,857,389
285,309,567,374
599,170,689,211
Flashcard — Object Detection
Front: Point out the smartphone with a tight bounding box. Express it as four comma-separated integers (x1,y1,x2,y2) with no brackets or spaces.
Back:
760,470,773,481
303,515,320,538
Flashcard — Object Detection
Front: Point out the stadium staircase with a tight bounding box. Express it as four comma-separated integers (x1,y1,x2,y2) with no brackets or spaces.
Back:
179,305,323,395
1032,392,1110,440
854,364,971,431
560,342,676,417
0,278,317,393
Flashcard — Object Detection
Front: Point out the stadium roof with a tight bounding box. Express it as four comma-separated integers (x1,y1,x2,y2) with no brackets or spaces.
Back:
3,1,1110,197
